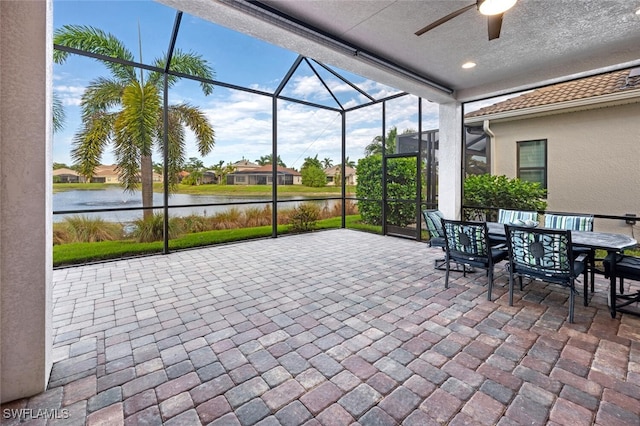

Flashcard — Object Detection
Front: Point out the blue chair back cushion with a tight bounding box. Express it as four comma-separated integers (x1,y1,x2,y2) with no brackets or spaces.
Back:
508,228,571,276
443,221,488,257
544,214,594,231
423,210,444,238
498,209,538,224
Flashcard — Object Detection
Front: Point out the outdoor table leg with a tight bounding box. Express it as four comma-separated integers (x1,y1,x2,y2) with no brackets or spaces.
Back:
609,250,618,318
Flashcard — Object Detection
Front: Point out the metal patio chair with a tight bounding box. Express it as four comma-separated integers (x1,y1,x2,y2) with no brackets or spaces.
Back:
505,225,587,323
441,219,508,300
544,213,595,294
603,253,640,315
423,209,446,270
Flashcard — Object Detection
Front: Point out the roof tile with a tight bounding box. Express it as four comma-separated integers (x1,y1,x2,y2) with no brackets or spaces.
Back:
465,68,640,118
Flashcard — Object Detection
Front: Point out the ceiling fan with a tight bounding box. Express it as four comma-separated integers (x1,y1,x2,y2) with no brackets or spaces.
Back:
415,0,517,41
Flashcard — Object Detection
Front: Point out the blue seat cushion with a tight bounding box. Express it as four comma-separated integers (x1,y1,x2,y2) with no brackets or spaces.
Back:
544,214,594,231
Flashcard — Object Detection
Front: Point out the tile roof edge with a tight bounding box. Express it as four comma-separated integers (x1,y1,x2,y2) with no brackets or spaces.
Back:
464,89,640,123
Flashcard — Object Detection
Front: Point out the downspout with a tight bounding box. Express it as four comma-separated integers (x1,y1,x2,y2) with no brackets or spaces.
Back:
483,119,494,138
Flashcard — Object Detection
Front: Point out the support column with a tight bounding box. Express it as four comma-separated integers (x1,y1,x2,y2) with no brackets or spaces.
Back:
1,0,53,403
438,101,463,219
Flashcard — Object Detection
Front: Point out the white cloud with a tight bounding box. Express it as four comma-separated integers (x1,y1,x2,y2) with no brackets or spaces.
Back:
52,72,439,170
55,84,85,106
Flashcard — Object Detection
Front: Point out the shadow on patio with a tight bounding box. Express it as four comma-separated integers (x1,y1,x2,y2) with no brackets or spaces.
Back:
3,229,640,425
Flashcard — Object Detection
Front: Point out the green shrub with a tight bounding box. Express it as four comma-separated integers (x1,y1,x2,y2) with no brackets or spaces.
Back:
244,206,272,227
58,215,123,243
211,208,243,229
289,202,320,232
175,214,210,234
356,155,419,226
464,174,547,221
301,165,327,187
132,213,179,242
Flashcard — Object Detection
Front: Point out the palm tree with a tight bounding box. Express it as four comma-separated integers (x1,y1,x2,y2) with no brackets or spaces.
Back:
211,160,235,185
255,154,286,167
322,157,333,169
336,156,356,169
364,126,398,156
53,25,215,219
344,156,356,168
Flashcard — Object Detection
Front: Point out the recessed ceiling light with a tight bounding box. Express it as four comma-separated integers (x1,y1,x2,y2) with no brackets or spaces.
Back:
636,6,640,15
462,62,477,69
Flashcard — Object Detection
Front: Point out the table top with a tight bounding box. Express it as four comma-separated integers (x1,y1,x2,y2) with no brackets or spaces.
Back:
486,222,638,252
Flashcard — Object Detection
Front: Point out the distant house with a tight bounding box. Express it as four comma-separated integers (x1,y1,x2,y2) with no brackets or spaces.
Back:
52,167,84,183
324,165,357,186
464,67,640,232
202,171,217,184
92,164,120,183
227,165,302,185
231,159,260,172
91,164,163,183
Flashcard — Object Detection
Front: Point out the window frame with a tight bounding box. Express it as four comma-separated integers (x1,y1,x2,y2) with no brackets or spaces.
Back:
517,139,547,189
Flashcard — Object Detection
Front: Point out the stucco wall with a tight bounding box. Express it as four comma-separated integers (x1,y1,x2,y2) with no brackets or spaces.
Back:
489,102,640,234
0,0,53,402
439,102,463,219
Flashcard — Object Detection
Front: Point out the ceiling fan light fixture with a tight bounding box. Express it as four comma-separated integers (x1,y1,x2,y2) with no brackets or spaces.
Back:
478,0,517,16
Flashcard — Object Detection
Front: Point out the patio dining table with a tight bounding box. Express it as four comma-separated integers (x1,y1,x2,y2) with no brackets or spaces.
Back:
485,221,638,318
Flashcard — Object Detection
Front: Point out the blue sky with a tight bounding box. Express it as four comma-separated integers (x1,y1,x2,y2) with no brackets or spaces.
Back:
53,0,440,170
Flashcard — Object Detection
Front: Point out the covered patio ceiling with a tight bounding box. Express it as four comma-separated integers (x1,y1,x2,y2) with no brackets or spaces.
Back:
156,0,640,104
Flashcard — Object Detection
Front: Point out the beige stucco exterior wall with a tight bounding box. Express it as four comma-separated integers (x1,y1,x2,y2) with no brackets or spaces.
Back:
488,101,640,234
439,102,464,219
0,0,53,402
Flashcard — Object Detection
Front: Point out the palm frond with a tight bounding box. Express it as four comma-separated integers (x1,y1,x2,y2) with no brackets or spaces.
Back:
80,77,126,121
161,109,187,189
53,25,137,83
169,103,215,156
71,112,114,180
112,82,161,192
152,49,215,95
118,82,161,156
112,119,142,193
53,92,65,133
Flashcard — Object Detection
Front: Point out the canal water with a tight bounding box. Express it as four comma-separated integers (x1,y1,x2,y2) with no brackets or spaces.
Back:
53,187,337,223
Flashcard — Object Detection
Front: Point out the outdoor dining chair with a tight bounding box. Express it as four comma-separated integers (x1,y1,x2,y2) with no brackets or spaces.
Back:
504,225,587,323
544,213,595,294
422,209,446,270
491,209,540,245
603,253,640,315
498,209,539,224
441,219,508,300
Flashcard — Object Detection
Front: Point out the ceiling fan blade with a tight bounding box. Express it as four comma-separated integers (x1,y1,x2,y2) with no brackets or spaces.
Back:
415,3,476,36
487,13,504,40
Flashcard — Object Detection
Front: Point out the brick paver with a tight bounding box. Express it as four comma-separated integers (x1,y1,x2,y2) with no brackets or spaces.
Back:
3,229,640,425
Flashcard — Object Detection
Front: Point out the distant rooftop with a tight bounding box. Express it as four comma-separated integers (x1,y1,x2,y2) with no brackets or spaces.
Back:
466,67,640,119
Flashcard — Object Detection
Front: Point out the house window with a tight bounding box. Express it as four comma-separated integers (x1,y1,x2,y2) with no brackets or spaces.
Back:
517,139,547,189
235,175,246,183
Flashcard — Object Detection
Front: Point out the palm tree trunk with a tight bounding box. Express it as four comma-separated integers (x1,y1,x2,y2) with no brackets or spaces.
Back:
141,154,154,220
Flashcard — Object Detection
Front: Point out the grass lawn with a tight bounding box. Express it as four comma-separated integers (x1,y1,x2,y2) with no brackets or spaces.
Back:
53,215,381,267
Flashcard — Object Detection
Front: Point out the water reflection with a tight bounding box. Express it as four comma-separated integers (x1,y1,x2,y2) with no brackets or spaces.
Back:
53,187,338,223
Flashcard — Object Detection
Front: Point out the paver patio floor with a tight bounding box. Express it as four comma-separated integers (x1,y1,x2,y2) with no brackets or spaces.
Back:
2,229,640,425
